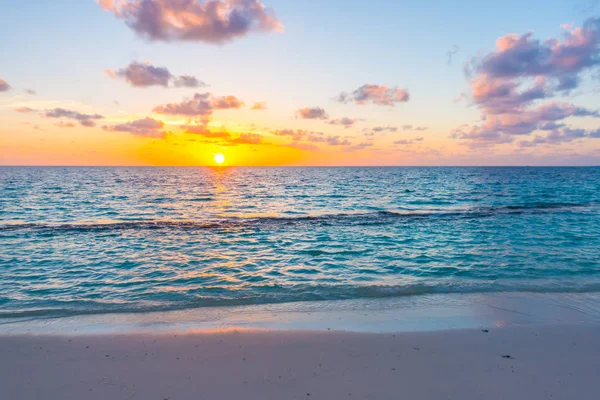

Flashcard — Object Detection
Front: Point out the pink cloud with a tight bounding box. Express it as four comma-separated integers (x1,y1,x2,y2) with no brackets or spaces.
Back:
0,78,10,92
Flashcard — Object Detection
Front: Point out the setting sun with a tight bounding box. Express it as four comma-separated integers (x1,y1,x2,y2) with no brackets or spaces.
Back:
214,153,225,165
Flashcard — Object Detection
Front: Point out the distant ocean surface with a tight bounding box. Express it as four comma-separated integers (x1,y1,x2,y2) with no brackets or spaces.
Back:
1,167,600,320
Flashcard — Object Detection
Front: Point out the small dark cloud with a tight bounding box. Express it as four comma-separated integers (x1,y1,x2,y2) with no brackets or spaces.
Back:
446,45,460,65
372,126,398,133
44,108,104,127
102,117,165,138
106,61,205,88
336,84,410,106
173,75,206,88
394,138,422,145
327,117,357,128
342,141,373,152
14,107,37,113
55,121,76,128
296,107,329,120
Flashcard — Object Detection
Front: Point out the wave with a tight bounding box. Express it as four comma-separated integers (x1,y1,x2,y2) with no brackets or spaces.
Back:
1,202,596,232
3,279,600,321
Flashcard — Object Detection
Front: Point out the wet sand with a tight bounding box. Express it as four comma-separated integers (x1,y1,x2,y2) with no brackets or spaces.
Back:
1,324,599,400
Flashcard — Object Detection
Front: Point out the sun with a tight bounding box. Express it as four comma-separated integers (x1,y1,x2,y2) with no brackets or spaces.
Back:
214,153,225,165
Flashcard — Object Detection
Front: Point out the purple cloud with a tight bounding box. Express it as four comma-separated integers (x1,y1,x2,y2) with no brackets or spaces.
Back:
44,108,104,127
98,0,283,45
296,107,329,120
273,128,350,147
327,117,357,128
343,141,373,152
102,117,166,138
337,84,410,106
106,61,205,88
372,126,398,133
519,127,595,147
393,137,424,145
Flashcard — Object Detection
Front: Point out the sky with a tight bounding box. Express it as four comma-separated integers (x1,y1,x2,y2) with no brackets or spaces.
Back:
1,0,600,166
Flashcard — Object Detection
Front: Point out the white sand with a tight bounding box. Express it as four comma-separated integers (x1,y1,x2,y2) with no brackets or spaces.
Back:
1,324,599,400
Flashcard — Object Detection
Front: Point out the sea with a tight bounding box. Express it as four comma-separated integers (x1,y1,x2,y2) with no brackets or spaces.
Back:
1,166,600,321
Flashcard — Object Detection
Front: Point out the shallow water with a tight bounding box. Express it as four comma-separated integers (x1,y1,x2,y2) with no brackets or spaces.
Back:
1,167,600,319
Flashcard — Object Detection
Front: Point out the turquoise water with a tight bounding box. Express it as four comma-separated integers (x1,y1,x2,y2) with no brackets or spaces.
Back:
1,167,600,319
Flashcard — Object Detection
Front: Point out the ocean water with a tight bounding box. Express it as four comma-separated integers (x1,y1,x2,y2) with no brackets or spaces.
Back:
1,167,600,320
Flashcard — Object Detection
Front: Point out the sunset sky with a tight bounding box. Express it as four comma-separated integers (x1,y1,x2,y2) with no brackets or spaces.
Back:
2,0,600,166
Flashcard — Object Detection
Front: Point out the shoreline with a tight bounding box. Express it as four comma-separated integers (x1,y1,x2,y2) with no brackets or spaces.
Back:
2,291,600,335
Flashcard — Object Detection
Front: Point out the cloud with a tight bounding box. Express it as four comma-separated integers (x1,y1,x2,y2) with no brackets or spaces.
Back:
251,101,267,110
106,61,205,88
343,141,373,152
519,127,598,147
98,0,283,45
474,19,600,84
286,142,318,151
229,132,264,145
55,121,76,128
393,137,424,145
153,92,244,116
0,78,10,92
25,89,36,95
173,75,206,88
272,128,350,147
44,108,104,127
296,107,328,120
372,126,398,133
102,117,166,138
185,124,232,138
336,84,410,106
446,45,460,65
327,117,357,128
14,107,37,113
273,128,310,140
402,125,429,131
453,18,600,147
324,136,351,146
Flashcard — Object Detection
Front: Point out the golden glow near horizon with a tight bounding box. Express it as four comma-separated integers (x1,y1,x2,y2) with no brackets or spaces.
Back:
214,153,225,165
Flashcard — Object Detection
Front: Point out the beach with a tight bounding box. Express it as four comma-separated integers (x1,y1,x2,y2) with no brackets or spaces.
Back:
2,293,600,399
2,323,599,400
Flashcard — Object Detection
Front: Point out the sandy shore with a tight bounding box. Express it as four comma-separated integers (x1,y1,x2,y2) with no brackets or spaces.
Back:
1,324,599,400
